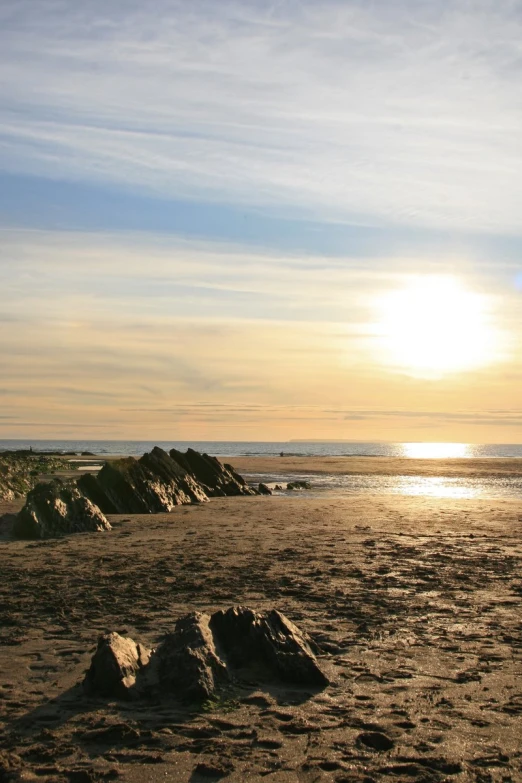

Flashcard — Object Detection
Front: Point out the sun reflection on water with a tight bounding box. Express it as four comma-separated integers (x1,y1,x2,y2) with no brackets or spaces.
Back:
396,476,480,499
401,442,471,459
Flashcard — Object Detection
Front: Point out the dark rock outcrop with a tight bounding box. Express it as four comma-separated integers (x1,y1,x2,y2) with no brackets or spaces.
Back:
84,632,151,699
0,453,69,501
170,448,257,497
14,447,259,539
210,606,329,687
258,483,272,495
79,447,208,514
13,480,111,539
287,481,312,490
83,607,328,702
146,612,230,701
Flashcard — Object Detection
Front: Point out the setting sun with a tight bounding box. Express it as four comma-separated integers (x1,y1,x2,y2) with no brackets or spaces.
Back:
375,276,498,377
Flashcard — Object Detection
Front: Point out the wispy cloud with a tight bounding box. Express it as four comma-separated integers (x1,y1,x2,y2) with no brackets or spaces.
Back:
1,228,516,325
2,5,522,441
1,1,522,233
0,229,520,440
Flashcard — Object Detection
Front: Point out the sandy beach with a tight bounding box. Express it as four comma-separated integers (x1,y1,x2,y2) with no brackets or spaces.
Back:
1,458,521,782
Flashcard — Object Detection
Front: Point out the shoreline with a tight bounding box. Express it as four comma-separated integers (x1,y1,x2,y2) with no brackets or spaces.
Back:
4,450,522,479
225,455,522,479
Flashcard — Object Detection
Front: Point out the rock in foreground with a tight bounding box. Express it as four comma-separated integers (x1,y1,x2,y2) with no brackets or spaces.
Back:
83,607,328,701
210,606,329,687
13,480,111,539
147,612,230,701
84,632,151,699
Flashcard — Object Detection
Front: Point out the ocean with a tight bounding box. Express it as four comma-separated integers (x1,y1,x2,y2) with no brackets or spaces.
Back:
2,438,522,459
2,439,522,500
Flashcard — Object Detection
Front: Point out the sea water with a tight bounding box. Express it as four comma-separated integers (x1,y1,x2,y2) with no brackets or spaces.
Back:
1,439,522,500
2,439,522,459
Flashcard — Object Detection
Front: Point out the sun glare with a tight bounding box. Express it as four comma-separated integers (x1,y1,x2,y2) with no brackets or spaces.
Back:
375,276,497,376
402,442,470,459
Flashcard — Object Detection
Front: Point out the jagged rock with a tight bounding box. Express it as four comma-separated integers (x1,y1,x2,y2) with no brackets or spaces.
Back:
258,483,272,495
287,481,312,490
13,480,111,539
274,484,283,491
141,446,209,503
14,447,260,539
146,612,230,701
210,606,328,687
84,632,151,698
82,607,328,703
170,448,258,497
79,447,208,514
0,453,69,501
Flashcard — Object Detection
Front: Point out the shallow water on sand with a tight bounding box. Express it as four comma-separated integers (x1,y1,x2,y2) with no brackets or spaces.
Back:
246,471,522,500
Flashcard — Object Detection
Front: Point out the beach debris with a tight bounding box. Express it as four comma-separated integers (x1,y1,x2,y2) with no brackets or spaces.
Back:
258,483,272,495
83,607,328,701
84,632,151,699
287,481,312,490
13,479,111,539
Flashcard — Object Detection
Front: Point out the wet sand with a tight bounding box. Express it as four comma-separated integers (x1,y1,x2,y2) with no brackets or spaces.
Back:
228,455,522,479
1,467,521,781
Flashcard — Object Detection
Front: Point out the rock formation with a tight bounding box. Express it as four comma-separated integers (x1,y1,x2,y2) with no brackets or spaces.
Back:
84,632,151,699
258,483,272,495
13,480,111,539
83,607,328,702
169,448,258,497
14,447,258,539
210,606,329,687
79,447,208,513
0,453,69,501
146,612,230,701
287,480,312,490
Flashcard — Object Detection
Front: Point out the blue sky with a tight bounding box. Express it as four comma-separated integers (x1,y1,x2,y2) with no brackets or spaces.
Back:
1,0,521,440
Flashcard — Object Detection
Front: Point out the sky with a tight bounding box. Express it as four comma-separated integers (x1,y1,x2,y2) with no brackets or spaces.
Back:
1,0,521,442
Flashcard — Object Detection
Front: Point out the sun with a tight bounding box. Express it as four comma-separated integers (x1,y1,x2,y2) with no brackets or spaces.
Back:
374,275,497,377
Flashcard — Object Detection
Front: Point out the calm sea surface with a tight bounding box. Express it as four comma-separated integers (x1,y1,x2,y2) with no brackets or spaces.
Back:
2,439,522,459
2,440,522,500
